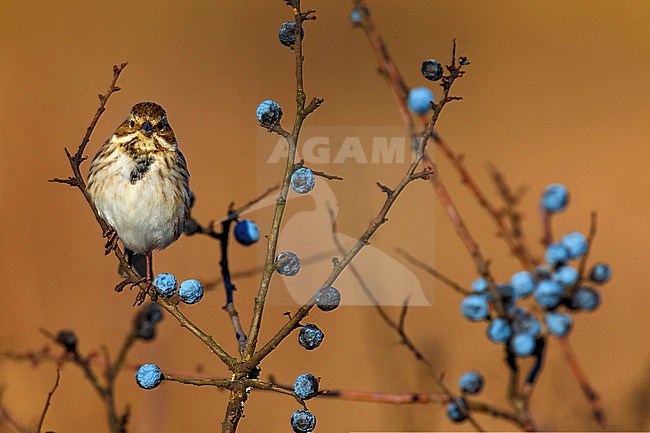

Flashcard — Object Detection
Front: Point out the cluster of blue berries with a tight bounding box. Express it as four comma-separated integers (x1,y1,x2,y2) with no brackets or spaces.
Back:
446,371,484,423
153,273,204,305
460,184,611,357
290,375,319,432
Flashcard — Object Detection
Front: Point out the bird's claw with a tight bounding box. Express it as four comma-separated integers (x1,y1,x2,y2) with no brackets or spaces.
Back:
133,279,153,307
114,276,153,307
103,228,119,255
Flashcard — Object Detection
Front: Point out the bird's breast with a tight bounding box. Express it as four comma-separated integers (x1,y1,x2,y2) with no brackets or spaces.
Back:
89,150,188,253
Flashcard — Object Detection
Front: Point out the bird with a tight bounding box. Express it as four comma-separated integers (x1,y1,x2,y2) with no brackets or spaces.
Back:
87,102,191,284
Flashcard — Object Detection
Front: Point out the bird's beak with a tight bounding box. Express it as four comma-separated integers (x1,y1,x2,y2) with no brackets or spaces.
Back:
139,121,153,137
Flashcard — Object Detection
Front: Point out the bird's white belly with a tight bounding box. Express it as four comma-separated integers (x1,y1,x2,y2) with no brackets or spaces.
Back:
94,154,182,253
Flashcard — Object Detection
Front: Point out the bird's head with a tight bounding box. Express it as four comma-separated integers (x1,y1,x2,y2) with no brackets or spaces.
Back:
115,102,177,151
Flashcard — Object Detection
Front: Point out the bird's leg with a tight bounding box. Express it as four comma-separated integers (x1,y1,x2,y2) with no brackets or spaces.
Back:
146,252,153,281
102,228,119,255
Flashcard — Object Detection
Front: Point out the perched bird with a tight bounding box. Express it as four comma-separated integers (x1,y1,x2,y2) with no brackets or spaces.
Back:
87,102,191,282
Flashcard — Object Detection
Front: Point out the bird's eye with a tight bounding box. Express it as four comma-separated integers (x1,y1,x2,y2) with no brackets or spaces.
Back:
129,120,135,128
157,121,166,131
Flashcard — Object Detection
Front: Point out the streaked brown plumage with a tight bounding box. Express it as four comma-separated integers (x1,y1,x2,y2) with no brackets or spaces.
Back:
88,102,190,279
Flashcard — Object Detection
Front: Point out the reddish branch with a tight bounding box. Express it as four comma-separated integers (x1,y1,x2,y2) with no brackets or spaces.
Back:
352,0,536,270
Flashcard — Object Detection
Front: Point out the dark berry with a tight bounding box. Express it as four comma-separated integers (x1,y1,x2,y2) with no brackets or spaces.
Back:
291,409,316,433
56,330,77,353
279,22,304,47
421,59,444,81
298,324,324,350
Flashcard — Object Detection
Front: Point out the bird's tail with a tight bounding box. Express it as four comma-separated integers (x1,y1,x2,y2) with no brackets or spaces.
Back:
119,248,147,279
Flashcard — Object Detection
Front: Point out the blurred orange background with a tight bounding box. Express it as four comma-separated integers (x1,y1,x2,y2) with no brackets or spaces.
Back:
1,1,648,432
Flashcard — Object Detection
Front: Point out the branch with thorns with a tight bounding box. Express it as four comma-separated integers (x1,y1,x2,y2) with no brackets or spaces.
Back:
349,1,610,431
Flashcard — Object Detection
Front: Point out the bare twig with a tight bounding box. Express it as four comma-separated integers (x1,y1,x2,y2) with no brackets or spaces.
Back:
219,185,280,224
218,204,248,355
0,393,31,433
487,165,537,265
37,369,60,433
311,169,343,181
395,248,471,296
578,212,598,280
432,170,503,315
558,334,609,430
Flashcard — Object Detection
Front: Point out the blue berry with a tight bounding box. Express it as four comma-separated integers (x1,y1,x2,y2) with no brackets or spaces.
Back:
461,294,489,321
136,363,163,390
291,167,315,194
350,9,363,24
279,21,304,47
178,279,204,304
407,87,435,114
275,251,301,276
446,398,468,423
589,263,611,284
256,100,283,127
552,266,579,288
510,271,536,298
293,373,319,400
546,312,573,337
487,318,512,343
459,372,483,394
315,286,341,311
510,334,536,357
511,307,541,337
291,409,316,433
571,286,600,311
234,219,259,246
545,243,570,266
56,330,77,353
541,183,568,213
471,277,488,293
153,273,177,298
421,59,444,81
298,324,324,350
534,280,563,309
561,232,588,259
